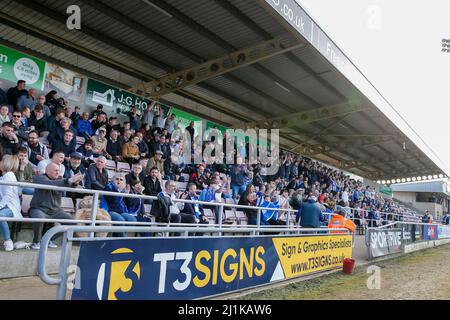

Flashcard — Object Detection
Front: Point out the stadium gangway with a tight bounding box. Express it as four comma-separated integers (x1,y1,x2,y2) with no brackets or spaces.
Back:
36,224,350,300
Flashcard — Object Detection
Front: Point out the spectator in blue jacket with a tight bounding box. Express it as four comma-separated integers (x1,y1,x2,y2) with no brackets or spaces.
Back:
103,173,137,237
298,196,325,228
77,112,94,139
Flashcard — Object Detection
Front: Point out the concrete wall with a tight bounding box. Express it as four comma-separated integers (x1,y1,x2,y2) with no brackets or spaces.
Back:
413,202,443,220
393,191,415,204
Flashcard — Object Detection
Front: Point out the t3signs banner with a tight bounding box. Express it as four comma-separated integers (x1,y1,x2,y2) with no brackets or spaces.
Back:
367,229,403,259
71,234,353,300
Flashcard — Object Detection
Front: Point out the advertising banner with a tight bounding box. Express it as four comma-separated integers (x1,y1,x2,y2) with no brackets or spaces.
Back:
367,229,403,259
43,63,86,102
171,108,202,137
438,225,450,239
402,224,423,245
85,79,156,117
0,44,46,90
72,234,352,300
423,225,438,241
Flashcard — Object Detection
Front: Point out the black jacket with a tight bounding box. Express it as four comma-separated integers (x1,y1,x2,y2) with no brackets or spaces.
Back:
7,87,28,109
143,177,162,197
85,164,109,190
29,113,48,133
181,195,205,219
0,135,19,155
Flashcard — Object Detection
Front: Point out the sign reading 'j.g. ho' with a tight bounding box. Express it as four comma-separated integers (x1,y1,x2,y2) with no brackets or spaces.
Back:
367,229,403,259
71,235,352,300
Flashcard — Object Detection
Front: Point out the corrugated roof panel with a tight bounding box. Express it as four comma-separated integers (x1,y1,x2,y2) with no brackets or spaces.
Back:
168,0,260,50
104,0,226,61
230,0,288,37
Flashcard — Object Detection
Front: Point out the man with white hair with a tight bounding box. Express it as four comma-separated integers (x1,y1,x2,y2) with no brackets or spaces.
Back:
85,156,109,190
29,162,84,250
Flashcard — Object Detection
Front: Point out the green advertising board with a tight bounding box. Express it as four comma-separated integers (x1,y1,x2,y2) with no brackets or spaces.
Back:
85,79,162,117
379,185,393,197
0,44,46,90
172,108,202,135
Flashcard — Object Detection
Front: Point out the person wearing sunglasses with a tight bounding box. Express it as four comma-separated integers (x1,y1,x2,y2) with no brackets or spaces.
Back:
103,173,137,237
9,111,28,144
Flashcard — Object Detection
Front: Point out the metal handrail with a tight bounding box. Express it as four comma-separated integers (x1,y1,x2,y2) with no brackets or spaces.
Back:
0,180,298,212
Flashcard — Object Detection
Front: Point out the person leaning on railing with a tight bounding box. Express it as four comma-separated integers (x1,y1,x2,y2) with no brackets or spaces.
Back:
29,162,84,250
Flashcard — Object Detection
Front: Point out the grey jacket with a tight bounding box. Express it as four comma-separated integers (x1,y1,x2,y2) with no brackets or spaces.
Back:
30,174,71,214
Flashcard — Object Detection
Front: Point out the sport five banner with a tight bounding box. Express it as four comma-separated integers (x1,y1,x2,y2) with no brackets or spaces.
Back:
72,235,353,300
366,229,403,259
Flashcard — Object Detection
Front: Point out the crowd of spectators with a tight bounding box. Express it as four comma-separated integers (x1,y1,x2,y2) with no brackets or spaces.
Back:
0,80,424,251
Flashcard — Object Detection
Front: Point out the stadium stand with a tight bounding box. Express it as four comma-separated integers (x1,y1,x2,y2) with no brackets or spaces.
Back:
0,83,425,251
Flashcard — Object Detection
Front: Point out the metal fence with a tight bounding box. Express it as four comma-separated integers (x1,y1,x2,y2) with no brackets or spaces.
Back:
0,180,432,236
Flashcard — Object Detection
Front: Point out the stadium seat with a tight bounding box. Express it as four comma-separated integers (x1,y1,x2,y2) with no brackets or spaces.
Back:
223,210,238,225
181,173,189,181
106,160,116,171
61,197,75,215
235,211,248,225
116,162,131,173
176,181,187,192
107,169,116,181
225,198,236,205
76,136,85,146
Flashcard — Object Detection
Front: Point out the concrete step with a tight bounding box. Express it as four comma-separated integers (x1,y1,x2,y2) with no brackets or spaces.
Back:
0,245,80,279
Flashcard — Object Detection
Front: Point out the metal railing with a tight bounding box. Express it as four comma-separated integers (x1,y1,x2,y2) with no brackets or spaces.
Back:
0,180,434,237
0,180,300,237
37,224,350,300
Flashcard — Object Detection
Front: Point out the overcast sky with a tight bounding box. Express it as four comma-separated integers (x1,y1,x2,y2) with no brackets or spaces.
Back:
297,0,450,177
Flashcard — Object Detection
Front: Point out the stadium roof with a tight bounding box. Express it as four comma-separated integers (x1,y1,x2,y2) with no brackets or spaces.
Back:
391,179,450,197
0,0,447,180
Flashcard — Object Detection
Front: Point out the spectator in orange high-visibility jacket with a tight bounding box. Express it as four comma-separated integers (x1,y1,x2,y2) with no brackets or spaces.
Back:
328,205,356,233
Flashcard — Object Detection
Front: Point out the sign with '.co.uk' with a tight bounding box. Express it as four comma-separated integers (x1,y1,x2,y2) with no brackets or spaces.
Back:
71,235,353,300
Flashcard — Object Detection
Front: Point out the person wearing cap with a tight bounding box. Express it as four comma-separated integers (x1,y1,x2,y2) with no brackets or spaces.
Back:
90,104,105,120
297,195,325,229
64,152,87,180
64,151,87,204
122,134,141,165
146,150,166,177
328,205,356,234
91,127,108,157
